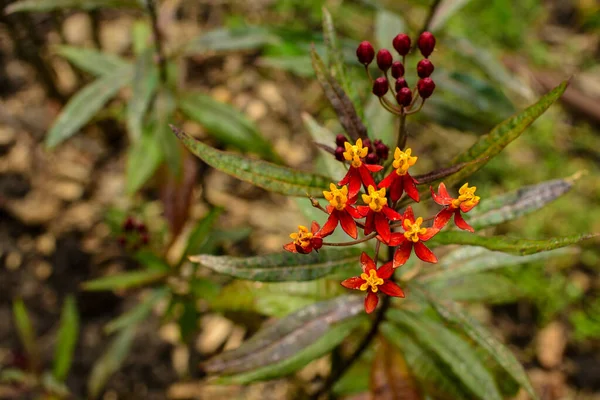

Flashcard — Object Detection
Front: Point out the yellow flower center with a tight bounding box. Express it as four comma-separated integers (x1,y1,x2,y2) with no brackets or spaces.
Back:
403,217,427,242
343,138,369,168
392,147,418,176
359,269,384,292
451,183,480,209
289,225,313,248
323,183,349,211
361,186,387,212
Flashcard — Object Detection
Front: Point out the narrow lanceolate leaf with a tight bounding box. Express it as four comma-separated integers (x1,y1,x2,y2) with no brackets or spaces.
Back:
302,113,347,181
311,47,368,141
127,49,158,142
5,0,143,13
172,126,331,197
417,289,538,400
190,248,362,282
467,178,573,230
387,310,502,400
46,65,133,148
178,92,279,161
54,45,130,77
429,0,473,32
82,271,168,291
53,296,79,382
184,26,278,54
423,273,521,304
104,288,169,334
12,300,39,367
414,158,487,185
126,126,164,195
429,231,597,256
447,80,569,186
203,296,363,376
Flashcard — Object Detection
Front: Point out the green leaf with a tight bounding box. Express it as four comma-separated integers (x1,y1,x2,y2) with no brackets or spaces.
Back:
54,45,130,76
429,231,597,256
467,178,574,230
429,0,473,32
447,80,569,186
424,273,521,304
82,271,168,291
418,290,538,399
203,295,364,378
5,0,143,13
46,65,133,148
125,125,164,194
190,248,362,282
127,49,158,142
52,296,79,381
154,88,181,175
104,288,169,334
185,26,278,54
387,309,502,400
88,325,135,399
178,92,279,161
301,113,346,181
172,126,331,197
12,299,38,365
182,207,224,262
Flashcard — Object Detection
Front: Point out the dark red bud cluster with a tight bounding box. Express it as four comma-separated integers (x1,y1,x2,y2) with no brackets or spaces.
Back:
364,138,389,165
391,61,404,79
393,34,411,56
417,31,436,58
417,59,434,78
376,49,393,71
372,77,389,97
334,134,347,161
356,41,375,65
396,87,413,107
119,216,149,250
417,78,436,99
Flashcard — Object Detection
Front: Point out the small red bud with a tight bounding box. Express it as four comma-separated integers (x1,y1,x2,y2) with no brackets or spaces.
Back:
417,78,436,99
356,41,375,65
137,223,148,234
141,233,149,245
392,33,411,56
390,61,405,79
372,77,389,97
117,235,127,247
417,59,434,78
335,134,347,147
366,153,379,164
334,146,345,161
362,138,372,152
396,87,413,107
123,217,135,231
395,78,408,92
376,49,393,71
417,32,436,58
375,143,389,160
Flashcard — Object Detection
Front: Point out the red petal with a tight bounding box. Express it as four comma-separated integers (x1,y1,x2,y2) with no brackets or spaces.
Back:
403,206,415,223
364,291,379,314
438,182,452,200
356,205,371,217
433,208,453,230
377,261,395,279
403,174,420,202
382,206,402,221
378,172,396,189
296,243,310,254
380,281,405,298
358,165,376,190
339,168,351,185
363,212,375,235
312,237,323,250
393,240,413,268
374,213,391,244
339,211,358,239
389,178,404,202
365,164,384,172
311,221,320,234
319,213,339,237
414,241,438,263
418,227,439,242
431,184,452,205
341,276,365,290
346,205,362,219
283,242,297,253
454,211,474,232
361,252,376,273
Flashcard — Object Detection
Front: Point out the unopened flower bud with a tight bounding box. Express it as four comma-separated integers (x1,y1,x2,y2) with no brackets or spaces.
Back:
123,216,135,231
137,223,148,234
362,138,372,152
417,77,436,99
356,41,375,65
376,49,393,71
372,77,389,97
141,233,149,245
417,32,436,58
391,61,405,79
395,78,408,92
366,153,379,164
417,59,434,78
396,87,413,107
335,146,345,161
335,134,347,147
392,33,411,56
375,142,389,160
117,235,127,247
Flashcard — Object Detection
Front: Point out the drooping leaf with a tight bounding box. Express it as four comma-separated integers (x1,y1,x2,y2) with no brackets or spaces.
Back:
87,325,136,399
190,248,362,282
178,92,280,161
429,231,597,256
52,296,79,382
370,339,422,400
446,80,569,186
466,178,574,230
104,288,169,334
416,289,538,399
172,126,331,197
5,0,143,13
46,65,133,148
302,113,347,181
387,309,502,400
311,47,368,141
203,295,364,377
54,45,130,77
125,125,164,195
184,26,278,54
82,271,168,291
423,273,521,304
12,299,38,368
126,48,158,142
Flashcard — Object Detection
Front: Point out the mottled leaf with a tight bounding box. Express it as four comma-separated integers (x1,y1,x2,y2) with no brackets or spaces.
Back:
423,273,521,304
104,288,169,334
414,158,487,185
12,299,39,368
52,296,79,381
82,271,168,291
127,48,158,142
190,248,362,282
185,26,278,54
467,178,573,229
370,339,422,400
125,125,164,195
446,80,568,186
46,65,133,148
172,126,331,197
5,0,142,13
54,45,130,76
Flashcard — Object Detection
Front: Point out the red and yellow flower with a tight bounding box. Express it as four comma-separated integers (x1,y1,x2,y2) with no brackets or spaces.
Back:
357,186,402,244
378,147,419,202
341,252,405,314
389,206,438,267
339,139,383,198
431,182,480,232
319,183,362,239
284,222,323,254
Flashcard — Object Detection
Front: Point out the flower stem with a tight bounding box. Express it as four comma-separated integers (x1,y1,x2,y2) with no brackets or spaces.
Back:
322,232,376,247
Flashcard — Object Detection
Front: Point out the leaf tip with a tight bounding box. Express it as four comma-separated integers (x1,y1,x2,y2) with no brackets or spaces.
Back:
169,124,187,140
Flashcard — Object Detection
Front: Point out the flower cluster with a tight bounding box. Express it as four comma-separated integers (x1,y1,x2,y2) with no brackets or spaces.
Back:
284,31,481,313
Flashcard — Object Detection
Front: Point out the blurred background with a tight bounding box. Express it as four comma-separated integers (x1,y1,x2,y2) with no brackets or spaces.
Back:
0,0,599,398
